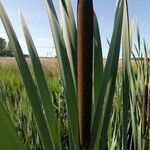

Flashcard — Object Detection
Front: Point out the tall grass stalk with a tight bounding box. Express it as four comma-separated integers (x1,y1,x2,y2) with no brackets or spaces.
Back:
141,84,148,135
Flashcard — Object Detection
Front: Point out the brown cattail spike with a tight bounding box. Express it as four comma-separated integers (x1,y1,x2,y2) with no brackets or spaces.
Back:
141,84,148,135
77,0,93,149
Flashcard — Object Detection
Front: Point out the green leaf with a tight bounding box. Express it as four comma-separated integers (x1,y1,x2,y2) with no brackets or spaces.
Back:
122,0,130,149
90,0,124,149
59,0,77,84
92,13,103,132
0,2,53,149
93,12,103,112
44,0,79,149
20,12,61,150
0,103,25,150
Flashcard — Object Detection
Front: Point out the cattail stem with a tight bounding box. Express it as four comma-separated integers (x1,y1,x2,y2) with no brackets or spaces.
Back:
77,0,93,149
141,84,148,135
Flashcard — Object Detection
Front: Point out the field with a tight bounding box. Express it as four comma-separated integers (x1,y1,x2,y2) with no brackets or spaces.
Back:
0,57,59,76
0,57,70,149
0,56,149,150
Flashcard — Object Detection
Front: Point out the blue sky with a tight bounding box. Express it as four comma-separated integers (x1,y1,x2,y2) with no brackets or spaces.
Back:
0,0,150,57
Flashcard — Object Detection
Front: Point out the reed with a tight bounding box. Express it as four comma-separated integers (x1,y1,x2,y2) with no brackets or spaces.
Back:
1,0,150,149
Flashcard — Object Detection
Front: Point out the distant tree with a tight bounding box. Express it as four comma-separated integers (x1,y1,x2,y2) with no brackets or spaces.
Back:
0,38,13,57
4,41,13,57
0,37,6,56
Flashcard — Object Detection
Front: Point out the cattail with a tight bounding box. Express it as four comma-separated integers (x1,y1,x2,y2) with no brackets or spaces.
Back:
141,84,148,135
77,0,93,149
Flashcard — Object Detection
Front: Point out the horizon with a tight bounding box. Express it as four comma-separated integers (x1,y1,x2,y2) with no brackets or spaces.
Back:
0,0,150,58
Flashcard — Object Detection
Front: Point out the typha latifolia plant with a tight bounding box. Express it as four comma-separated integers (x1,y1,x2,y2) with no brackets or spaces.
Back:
2,0,150,149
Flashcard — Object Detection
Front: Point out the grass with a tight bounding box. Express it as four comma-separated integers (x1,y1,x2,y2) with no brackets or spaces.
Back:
0,65,68,149
0,57,59,76
1,54,149,149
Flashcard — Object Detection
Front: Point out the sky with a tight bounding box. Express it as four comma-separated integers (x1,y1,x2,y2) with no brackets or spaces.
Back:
0,0,150,58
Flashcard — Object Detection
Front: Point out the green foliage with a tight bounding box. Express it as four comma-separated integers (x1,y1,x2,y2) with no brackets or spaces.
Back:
0,66,67,149
0,37,6,51
0,38,13,56
0,37,6,55
0,0,150,149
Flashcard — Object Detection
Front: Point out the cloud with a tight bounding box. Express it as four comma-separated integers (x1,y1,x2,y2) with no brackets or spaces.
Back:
19,37,56,57
0,33,8,41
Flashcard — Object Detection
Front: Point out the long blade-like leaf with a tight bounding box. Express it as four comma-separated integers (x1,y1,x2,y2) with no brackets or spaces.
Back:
20,12,61,150
59,0,77,83
0,2,53,149
93,12,103,112
90,0,124,149
44,0,79,148
0,103,25,150
122,0,130,149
